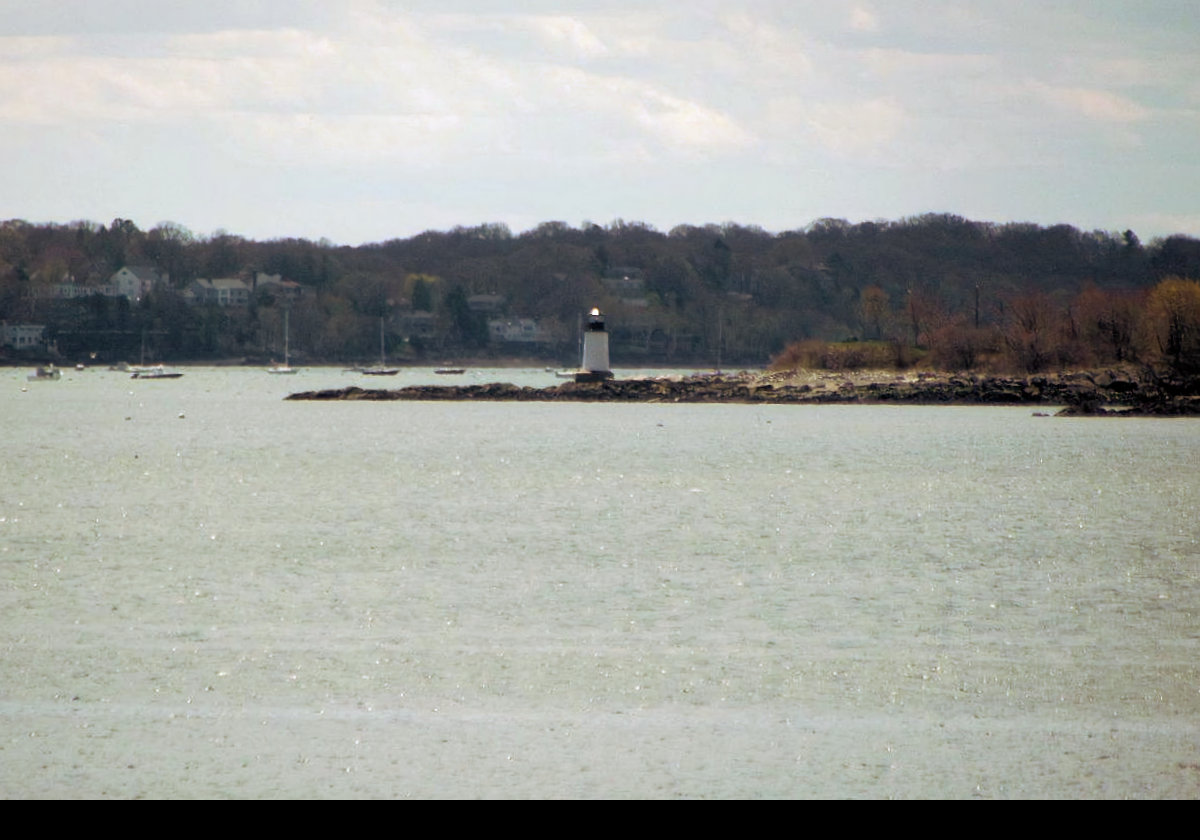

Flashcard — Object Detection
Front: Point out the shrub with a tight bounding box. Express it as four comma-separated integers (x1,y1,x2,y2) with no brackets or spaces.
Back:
927,323,996,371
1138,276,1200,375
770,339,903,371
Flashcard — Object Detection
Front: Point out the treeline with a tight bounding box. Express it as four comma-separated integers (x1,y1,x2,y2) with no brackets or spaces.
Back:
2,214,1199,370
772,276,1200,382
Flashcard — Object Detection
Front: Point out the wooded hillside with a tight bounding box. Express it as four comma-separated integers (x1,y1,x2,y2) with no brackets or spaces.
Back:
3,214,1198,372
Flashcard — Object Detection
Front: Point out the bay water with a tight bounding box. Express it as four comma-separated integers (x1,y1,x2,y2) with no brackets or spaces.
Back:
2,366,1198,798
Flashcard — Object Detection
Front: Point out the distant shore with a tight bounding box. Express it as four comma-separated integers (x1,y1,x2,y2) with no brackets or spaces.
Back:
286,368,1200,415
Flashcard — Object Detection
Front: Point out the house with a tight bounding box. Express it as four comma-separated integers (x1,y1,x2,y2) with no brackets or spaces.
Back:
36,265,165,302
1,323,49,352
467,294,506,313
107,265,166,302
47,279,93,300
252,273,305,304
189,277,251,307
488,317,550,344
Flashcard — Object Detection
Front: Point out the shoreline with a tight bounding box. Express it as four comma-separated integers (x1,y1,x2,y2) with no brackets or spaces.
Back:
285,368,1200,415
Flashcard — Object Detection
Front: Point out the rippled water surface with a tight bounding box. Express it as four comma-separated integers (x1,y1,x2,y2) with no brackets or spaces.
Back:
2,366,1198,798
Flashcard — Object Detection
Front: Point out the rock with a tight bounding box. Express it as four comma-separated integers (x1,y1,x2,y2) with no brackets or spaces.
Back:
284,370,1200,414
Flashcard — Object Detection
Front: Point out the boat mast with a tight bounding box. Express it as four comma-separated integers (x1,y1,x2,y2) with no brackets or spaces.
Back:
716,306,723,374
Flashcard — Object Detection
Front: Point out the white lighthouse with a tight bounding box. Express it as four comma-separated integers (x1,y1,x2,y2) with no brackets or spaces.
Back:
576,307,613,382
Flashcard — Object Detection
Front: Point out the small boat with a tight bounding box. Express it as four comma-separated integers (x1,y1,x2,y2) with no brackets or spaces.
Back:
360,366,400,376
131,364,183,379
361,316,399,376
266,308,298,374
434,367,465,375
27,365,61,381
128,331,179,377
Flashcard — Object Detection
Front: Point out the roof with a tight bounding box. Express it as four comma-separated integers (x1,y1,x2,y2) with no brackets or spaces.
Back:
117,265,163,282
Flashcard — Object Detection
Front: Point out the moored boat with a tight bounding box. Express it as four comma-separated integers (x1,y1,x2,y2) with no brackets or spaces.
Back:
361,316,399,375
266,308,299,374
27,365,61,381
131,364,183,379
361,367,400,376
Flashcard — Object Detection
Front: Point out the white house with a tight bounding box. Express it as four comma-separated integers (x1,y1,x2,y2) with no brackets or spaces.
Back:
47,280,92,300
488,317,550,344
36,265,164,302
1,323,48,351
106,265,166,301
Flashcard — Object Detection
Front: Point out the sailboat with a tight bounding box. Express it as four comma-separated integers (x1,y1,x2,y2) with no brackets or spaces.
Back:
361,316,399,376
552,311,584,378
127,329,156,375
266,308,298,374
129,329,183,379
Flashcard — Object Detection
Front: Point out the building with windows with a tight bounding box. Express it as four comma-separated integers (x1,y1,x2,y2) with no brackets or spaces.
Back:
488,317,550,344
1,323,49,352
39,264,166,302
252,273,304,304
107,265,166,301
189,277,251,307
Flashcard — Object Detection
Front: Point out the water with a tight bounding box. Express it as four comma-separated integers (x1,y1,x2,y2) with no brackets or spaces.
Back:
2,366,1198,798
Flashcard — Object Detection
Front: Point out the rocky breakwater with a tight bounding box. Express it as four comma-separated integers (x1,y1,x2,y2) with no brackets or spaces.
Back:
286,369,1198,413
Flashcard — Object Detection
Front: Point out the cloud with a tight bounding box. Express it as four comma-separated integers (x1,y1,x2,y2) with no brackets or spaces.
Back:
2,2,1198,242
719,11,814,78
228,113,465,168
0,11,744,169
1031,82,1150,123
0,51,218,125
805,98,905,157
537,65,754,158
631,88,755,153
525,15,609,60
860,47,995,79
848,4,879,33
0,29,328,125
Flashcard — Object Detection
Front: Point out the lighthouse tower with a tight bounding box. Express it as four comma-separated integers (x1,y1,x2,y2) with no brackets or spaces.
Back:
576,307,614,382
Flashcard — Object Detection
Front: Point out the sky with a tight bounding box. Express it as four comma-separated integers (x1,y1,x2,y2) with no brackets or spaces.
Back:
1,0,1197,246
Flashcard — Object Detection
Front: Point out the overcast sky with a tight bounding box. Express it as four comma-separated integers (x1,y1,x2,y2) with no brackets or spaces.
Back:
1,1,1197,245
